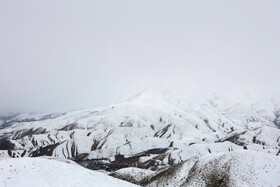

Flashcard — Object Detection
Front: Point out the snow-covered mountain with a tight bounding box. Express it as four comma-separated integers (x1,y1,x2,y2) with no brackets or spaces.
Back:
0,85,279,186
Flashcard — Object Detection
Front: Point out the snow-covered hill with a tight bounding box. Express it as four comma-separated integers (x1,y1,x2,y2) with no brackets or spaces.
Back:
0,85,279,186
144,150,280,187
0,157,137,187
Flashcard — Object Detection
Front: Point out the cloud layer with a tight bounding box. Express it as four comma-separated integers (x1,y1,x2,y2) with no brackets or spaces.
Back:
0,0,279,112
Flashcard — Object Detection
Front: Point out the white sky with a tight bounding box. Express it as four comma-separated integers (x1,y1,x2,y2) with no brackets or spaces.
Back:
0,0,280,112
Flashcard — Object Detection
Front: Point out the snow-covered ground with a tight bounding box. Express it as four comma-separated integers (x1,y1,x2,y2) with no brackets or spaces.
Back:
0,157,138,187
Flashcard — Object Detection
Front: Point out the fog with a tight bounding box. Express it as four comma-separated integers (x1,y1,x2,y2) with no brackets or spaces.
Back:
0,0,280,113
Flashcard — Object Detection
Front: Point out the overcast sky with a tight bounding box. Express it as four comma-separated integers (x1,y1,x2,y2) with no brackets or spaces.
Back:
0,0,280,113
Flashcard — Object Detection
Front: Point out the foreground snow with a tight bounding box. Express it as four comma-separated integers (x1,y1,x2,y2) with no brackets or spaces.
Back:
0,157,138,187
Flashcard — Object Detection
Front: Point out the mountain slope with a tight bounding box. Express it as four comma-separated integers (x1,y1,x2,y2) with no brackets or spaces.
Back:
145,150,280,187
